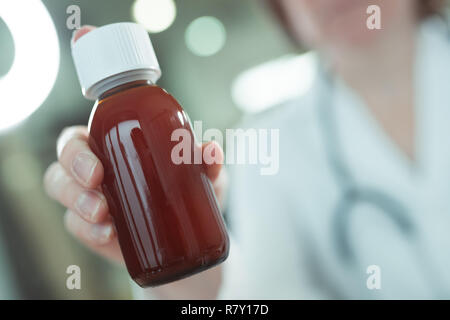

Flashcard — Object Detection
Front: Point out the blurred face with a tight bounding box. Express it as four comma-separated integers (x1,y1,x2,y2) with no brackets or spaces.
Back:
279,0,417,53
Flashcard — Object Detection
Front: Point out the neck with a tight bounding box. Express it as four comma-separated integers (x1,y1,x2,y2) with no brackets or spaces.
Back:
325,21,419,162
330,25,417,106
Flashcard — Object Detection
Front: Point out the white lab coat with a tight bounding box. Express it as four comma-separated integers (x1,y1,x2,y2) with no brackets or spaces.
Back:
136,17,450,299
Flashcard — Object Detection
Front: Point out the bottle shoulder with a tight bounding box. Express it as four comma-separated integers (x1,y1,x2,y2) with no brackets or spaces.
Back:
88,84,185,133
99,85,179,110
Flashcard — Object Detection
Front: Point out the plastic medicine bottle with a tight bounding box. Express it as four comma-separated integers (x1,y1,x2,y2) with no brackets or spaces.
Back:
71,23,229,287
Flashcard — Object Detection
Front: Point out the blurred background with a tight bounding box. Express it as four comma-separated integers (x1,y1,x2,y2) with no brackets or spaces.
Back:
0,0,302,299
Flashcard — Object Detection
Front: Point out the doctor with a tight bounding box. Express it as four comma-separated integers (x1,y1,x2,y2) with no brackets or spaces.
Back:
44,0,450,299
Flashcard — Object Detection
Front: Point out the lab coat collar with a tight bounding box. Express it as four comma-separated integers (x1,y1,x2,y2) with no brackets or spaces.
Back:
328,16,450,193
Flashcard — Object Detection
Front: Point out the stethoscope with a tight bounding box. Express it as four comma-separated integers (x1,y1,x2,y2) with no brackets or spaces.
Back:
316,67,415,263
315,61,449,297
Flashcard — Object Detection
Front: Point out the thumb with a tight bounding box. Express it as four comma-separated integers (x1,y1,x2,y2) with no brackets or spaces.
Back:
201,141,224,182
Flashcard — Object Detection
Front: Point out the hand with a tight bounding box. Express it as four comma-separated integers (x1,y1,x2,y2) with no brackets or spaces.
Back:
43,125,227,265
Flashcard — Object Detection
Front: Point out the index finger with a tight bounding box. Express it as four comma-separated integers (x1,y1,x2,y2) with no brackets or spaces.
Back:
57,126,104,189
57,126,89,158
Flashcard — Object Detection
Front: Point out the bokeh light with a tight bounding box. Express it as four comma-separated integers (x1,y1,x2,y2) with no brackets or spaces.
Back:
0,0,59,132
185,16,226,57
132,0,177,33
0,18,14,77
231,52,318,114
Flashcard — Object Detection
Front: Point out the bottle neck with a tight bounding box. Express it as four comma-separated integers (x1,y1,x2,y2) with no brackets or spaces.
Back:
98,79,153,101
87,68,158,101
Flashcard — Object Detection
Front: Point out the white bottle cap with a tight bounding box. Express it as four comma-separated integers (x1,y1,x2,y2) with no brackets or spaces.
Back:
71,22,161,101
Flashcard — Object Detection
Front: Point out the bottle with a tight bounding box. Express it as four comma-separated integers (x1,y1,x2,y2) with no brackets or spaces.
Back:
71,23,229,287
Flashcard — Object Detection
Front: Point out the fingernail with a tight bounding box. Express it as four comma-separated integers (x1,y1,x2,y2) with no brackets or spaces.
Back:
75,191,102,221
72,152,97,185
71,25,95,46
90,224,113,244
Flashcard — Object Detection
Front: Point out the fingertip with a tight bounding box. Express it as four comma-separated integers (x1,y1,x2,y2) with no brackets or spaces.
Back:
74,190,109,224
71,25,96,44
64,210,115,246
59,137,104,189
208,141,224,163
63,210,76,234
43,162,59,196
57,126,89,158
89,223,115,245
202,141,224,182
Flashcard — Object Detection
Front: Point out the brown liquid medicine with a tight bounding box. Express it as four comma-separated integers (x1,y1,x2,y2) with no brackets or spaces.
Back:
72,23,229,287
